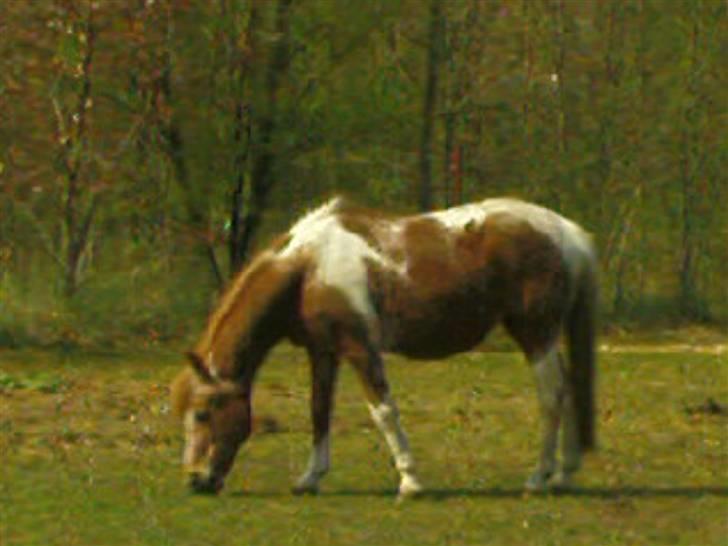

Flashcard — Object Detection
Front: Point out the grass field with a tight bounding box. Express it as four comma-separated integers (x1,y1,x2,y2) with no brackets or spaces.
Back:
1,340,726,546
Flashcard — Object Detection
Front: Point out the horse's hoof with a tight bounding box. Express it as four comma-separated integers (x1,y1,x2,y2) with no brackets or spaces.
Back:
396,475,423,502
524,472,549,493
396,490,422,504
291,483,319,496
547,470,574,491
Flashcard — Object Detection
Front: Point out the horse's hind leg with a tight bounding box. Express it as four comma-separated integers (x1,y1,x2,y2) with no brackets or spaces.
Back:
552,372,581,488
525,344,566,492
293,345,339,495
347,342,422,499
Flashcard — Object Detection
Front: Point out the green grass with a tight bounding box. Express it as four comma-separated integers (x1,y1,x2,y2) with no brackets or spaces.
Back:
1,342,726,545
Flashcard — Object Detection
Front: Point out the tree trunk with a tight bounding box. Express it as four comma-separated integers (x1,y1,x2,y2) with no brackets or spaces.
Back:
550,0,567,210
418,0,442,212
157,1,224,288
678,9,708,320
228,101,251,274
55,5,98,298
232,0,293,268
226,0,258,275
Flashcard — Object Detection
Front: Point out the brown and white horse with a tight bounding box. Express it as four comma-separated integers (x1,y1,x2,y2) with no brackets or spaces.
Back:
171,197,597,497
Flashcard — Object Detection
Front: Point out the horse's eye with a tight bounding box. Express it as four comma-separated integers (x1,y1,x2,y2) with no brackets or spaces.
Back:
194,410,211,423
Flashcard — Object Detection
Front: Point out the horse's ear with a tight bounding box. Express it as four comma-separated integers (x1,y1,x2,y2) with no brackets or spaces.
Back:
170,370,193,418
185,351,214,383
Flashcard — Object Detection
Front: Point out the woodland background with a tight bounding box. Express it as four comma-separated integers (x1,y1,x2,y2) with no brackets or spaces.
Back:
0,0,725,349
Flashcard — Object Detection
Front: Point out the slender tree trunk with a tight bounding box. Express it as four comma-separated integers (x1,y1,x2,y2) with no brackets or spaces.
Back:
548,0,567,209
156,1,224,288
54,4,99,298
680,162,697,317
228,102,251,274
234,0,293,266
443,113,453,208
226,0,257,275
419,0,442,212
522,0,534,192
442,5,468,209
678,9,706,320
635,0,649,306
442,9,453,209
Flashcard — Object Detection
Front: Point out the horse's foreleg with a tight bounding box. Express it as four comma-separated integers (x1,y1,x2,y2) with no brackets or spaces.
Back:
369,394,422,498
526,346,565,492
350,348,422,499
293,349,339,495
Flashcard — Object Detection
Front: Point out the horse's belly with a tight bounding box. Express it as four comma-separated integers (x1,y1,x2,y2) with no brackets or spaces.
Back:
383,304,496,359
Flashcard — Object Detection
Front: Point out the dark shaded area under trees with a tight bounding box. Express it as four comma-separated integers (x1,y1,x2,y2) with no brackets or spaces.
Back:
0,0,725,348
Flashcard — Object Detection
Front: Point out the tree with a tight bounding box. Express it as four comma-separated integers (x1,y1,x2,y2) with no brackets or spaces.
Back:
418,0,443,212
231,0,293,273
51,0,100,298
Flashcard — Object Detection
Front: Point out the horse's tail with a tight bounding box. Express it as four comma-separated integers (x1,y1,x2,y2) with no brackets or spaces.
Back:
566,250,598,451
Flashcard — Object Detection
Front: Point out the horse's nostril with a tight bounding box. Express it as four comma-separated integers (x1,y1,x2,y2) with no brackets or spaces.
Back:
187,473,200,489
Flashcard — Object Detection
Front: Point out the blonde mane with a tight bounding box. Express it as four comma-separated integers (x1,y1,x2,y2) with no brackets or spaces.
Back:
197,251,277,353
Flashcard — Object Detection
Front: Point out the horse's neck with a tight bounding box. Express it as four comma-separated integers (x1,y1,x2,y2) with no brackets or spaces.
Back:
232,296,291,384
201,253,302,380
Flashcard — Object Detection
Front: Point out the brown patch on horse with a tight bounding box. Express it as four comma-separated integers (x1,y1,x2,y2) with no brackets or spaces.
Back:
336,205,408,264
478,213,570,357
402,217,458,295
300,280,371,348
364,217,494,358
365,212,570,359
338,213,381,252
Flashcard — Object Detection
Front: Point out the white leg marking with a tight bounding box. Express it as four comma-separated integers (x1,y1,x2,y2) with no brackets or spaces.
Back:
368,395,422,498
526,347,565,492
293,435,330,494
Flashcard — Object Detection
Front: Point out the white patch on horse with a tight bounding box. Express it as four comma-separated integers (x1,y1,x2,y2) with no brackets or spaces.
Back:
430,198,595,287
557,218,595,279
183,410,206,472
428,202,493,231
287,197,343,238
294,434,330,492
281,200,397,325
373,220,407,264
367,395,422,497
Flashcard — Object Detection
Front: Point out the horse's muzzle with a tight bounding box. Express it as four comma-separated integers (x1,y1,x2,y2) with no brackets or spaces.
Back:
188,472,223,495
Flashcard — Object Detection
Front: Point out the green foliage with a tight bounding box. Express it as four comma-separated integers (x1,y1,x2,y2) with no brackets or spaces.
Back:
0,369,69,393
0,370,25,390
0,241,214,350
0,0,725,347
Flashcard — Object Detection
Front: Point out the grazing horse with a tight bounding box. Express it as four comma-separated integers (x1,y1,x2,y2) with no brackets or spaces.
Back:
171,197,597,498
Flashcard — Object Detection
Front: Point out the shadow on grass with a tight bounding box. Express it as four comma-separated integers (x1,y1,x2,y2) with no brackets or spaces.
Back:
229,485,728,500
421,486,728,501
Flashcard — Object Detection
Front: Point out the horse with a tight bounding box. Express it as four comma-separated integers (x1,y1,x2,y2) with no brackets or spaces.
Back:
170,196,598,498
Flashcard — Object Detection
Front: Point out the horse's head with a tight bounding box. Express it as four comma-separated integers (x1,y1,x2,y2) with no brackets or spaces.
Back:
170,352,251,494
